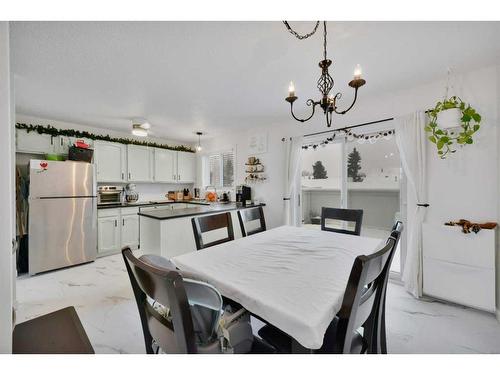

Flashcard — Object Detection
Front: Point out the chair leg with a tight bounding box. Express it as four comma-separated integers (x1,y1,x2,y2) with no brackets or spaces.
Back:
380,305,387,354
362,313,379,354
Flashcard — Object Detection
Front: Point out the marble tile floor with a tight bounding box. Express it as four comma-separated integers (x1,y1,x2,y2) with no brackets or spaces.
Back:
16,253,500,354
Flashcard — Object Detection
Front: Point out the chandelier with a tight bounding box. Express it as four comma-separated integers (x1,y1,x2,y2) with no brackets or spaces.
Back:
284,21,366,127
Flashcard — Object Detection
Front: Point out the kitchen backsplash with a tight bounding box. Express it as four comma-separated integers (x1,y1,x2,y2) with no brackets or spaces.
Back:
98,182,194,202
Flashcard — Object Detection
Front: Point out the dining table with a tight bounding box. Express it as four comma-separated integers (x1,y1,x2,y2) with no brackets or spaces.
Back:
171,225,384,351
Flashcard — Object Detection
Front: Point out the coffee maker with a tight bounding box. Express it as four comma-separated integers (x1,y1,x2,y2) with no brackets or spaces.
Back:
236,185,251,206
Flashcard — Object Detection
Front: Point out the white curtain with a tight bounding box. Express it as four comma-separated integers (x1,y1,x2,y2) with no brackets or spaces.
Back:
284,136,303,226
395,112,427,298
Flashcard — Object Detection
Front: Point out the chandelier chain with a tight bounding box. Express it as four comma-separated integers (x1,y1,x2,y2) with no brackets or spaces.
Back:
323,21,327,60
282,21,320,40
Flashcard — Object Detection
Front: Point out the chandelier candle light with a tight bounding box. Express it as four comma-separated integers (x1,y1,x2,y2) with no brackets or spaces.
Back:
284,21,366,127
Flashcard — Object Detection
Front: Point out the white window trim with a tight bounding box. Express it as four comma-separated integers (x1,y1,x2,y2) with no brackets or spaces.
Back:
202,146,236,189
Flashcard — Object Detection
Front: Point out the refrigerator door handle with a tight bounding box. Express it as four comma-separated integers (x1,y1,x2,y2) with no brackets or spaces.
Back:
12,238,18,255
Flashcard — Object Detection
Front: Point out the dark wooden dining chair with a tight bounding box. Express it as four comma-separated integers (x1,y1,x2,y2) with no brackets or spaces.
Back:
320,207,363,236
258,229,400,354
237,206,266,237
191,212,234,250
122,248,274,354
373,221,403,354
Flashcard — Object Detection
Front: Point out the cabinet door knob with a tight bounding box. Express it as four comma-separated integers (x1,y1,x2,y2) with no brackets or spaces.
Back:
121,172,124,180
122,218,125,226
128,172,131,179
114,220,117,227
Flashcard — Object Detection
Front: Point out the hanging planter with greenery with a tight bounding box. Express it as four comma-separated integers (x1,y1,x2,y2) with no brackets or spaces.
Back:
425,96,481,159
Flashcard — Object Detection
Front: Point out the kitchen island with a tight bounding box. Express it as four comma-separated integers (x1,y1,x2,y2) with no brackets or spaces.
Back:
138,202,266,259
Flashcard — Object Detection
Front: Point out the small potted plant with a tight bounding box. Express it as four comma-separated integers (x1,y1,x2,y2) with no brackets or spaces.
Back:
425,96,481,159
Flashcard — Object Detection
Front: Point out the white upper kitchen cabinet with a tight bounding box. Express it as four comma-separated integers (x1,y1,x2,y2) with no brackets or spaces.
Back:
94,141,127,182
177,151,196,183
16,128,56,154
154,148,177,183
127,145,154,182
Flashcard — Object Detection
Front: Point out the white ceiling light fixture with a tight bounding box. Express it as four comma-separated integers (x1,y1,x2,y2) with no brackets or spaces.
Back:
131,120,150,137
195,131,203,152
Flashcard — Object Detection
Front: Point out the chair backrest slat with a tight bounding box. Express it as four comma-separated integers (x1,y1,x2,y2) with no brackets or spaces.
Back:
320,207,363,236
192,212,235,250
122,248,198,354
332,235,398,353
237,206,266,237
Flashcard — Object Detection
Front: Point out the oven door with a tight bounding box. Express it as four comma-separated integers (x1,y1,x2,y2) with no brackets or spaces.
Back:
98,191,122,205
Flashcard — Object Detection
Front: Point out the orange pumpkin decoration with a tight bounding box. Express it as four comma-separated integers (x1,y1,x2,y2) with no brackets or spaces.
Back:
206,191,217,202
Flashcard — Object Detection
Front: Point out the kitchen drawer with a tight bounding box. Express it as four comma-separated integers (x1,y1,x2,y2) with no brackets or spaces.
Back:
423,258,495,312
121,207,139,215
422,223,495,269
97,208,121,218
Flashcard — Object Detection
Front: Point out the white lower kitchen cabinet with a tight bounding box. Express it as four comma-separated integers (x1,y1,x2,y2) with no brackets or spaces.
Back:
94,141,127,182
120,207,140,250
422,223,497,312
139,208,244,259
97,207,139,257
97,209,121,256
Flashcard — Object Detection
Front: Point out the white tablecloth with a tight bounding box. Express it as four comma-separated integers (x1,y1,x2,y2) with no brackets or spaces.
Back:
172,226,384,349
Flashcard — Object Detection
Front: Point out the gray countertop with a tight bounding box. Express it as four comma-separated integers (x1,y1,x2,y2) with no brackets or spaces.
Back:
138,203,265,220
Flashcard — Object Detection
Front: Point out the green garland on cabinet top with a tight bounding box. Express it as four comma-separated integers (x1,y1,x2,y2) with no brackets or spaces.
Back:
16,123,195,153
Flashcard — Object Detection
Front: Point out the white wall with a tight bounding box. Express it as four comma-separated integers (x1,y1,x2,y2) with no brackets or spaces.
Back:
198,125,287,229
16,114,193,148
0,21,14,353
15,114,196,202
497,64,500,319
201,64,499,310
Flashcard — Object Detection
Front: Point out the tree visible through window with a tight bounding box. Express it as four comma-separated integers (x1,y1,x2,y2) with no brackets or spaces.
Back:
312,160,328,179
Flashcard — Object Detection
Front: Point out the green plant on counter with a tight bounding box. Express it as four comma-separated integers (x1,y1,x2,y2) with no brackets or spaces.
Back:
15,123,195,153
425,96,481,159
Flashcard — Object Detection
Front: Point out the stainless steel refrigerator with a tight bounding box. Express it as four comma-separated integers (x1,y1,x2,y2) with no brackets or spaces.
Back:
28,160,97,275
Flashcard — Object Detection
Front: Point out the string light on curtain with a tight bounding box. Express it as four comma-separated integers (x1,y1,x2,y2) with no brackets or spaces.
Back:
302,129,394,150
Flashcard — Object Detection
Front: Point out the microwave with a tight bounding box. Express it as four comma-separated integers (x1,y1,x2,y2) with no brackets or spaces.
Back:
98,186,123,205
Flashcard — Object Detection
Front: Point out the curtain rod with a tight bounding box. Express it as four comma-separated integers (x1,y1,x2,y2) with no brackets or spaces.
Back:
303,117,394,138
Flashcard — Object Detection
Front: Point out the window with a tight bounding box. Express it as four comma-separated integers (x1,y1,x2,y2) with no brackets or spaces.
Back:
300,130,404,275
205,150,235,188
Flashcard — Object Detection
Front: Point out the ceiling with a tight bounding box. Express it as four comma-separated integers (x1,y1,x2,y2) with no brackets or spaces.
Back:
10,21,500,142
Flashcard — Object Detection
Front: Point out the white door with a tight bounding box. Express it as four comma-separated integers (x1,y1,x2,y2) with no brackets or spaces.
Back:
97,216,121,254
16,128,56,154
121,214,139,249
95,141,126,182
154,148,177,183
177,151,196,183
127,145,153,182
